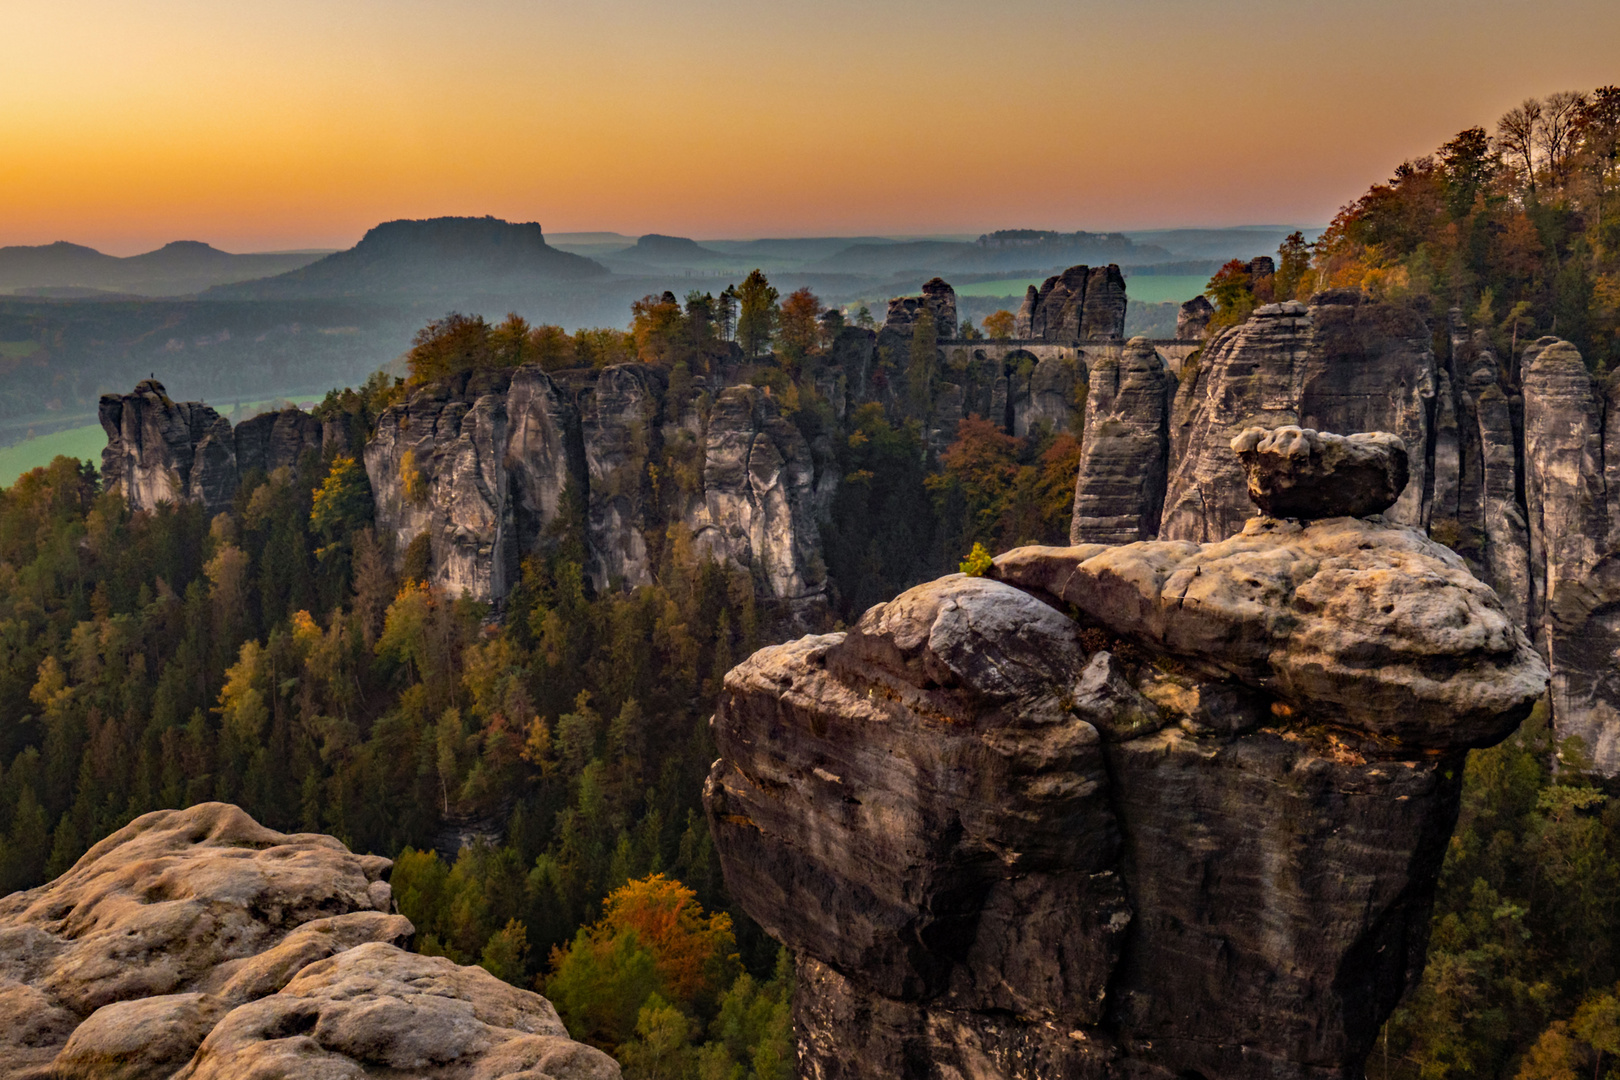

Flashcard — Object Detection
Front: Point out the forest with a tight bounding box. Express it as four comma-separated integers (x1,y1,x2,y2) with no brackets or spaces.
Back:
0,86,1616,1079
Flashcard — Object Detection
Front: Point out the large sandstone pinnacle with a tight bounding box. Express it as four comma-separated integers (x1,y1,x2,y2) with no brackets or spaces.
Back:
704,429,1547,1080
0,803,619,1080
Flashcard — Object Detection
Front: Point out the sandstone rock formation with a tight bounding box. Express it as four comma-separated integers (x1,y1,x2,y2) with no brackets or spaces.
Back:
1176,294,1213,340
682,385,828,610
0,802,617,1080
879,279,958,344
103,364,828,612
1010,265,1128,344
1070,337,1175,543
101,383,329,517
1231,424,1408,519
1162,292,1436,541
365,364,829,604
1146,290,1620,774
705,427,1546,1079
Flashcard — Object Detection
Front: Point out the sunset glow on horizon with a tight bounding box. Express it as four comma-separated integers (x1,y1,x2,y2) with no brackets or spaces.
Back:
4,0,1619,254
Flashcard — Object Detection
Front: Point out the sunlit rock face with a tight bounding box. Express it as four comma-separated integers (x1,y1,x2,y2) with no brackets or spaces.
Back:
364,364,828,608
0,803,619,1080
705,426,1546,1080
682,385,827,611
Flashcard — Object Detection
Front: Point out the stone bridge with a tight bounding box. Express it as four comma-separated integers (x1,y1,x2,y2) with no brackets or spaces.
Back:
940,337,1202,371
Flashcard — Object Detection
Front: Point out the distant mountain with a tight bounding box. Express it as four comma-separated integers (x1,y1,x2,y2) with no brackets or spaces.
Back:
1122,227,1324,262
0,241,323,297
207,217,609,300
811,231,1173,274
811,240,976,273
626,234,728,263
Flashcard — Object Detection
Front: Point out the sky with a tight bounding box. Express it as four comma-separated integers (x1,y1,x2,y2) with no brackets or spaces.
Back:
3,0,1618,255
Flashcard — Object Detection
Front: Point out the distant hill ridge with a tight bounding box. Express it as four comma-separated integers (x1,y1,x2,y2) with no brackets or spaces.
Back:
207,216,608,299
0,240,322,296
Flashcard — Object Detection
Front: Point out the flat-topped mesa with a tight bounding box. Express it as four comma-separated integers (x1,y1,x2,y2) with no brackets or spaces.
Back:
705,475,1546,1078
1232,424,1409,520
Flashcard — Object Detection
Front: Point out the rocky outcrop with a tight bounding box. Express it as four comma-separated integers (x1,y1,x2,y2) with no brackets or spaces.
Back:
1014,264,1128,344
1070,338,1175,543
880,280,958,344
1176,294,1213,340
1010,354,1081,437
365,368,530,600
103,365,829,611
683,386,827,608
919,277,958,336
576,364,664,590
100,382,329,517
705,428,1546,1079
1232,424,1408,519
100,381,235,516
1080,265,1128,341
366,363,830,604
1162,292,1436,541
0,802,617,1080
1520,336,1620,772
1081,284,1620,773
1013,284,1039,338
1161,301,1314,541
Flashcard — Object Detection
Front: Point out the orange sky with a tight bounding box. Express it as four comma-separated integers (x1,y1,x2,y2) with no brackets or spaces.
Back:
3,0,1618,254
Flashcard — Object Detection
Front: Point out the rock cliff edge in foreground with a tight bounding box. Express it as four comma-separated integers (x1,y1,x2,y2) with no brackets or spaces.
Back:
704,425,1547,1080
0,802,618,1080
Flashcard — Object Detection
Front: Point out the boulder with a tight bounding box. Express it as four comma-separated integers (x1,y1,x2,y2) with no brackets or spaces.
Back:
0,802,619,1080
1231,424,1408,519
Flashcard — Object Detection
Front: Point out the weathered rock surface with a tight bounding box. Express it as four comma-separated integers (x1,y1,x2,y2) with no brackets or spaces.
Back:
707,486,1545,1077
1010,354,1081,437
0,802,616,1080
1520,336,1620,772
1070,338,1175,543
1015,264,1128,344
100,381,235,516
102,362,830,611
1162,292,1436,541
683,386,827,608
1176,294,1213,340
100,381,329,518
366,368,523,600
1232,424,1408,519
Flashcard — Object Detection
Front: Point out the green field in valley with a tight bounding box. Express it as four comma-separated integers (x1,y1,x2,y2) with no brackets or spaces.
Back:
0,422,106,488
953,274,1209,306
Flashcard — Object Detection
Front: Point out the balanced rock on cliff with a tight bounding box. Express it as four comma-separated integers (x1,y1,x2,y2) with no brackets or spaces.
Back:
1232,424,1408,519
705,427,1546,1080
0,802,617,1080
